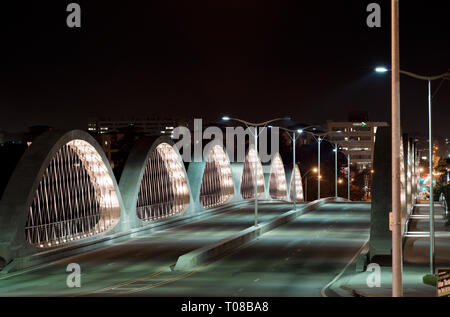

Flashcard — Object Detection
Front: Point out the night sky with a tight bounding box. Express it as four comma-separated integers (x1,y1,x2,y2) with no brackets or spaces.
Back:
1,1,449,137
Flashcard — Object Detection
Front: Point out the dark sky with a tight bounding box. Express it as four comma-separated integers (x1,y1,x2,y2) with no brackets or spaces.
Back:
1,1,449,137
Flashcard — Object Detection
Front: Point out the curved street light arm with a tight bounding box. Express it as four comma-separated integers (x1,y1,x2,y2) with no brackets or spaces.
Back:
303,167,318,178
400,70,449,81
225,117,291,127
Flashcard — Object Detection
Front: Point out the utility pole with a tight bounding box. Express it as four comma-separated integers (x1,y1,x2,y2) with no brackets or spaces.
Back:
428,80,435,274
318,137,321,200
391,0,403,297
348,154,351,201
335,144,338,198
293,131,297,209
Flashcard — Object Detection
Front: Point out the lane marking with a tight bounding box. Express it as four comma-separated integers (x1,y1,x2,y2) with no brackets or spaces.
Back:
90,269,166,294
79,203,365,296
100,230,269,296
78,204,296,296
0,202,259,281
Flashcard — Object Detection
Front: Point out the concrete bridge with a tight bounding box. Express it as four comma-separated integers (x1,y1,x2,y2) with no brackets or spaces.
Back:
0,129,305,270
0,126,426,296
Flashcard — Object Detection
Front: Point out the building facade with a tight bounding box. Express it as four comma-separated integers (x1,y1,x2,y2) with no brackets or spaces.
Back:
88,116,189,137
87,116,190,170
326,120,389,171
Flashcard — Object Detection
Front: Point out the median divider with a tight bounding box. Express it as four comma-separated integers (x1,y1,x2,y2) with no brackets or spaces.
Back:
174,197,349,271
0,200,252,276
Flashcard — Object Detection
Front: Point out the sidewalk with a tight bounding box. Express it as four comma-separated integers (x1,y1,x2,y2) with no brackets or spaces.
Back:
329,202,448,297
330,263,436,297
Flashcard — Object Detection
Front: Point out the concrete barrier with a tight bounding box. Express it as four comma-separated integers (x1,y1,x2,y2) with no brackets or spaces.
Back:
174,197,349,271
0,200,250,275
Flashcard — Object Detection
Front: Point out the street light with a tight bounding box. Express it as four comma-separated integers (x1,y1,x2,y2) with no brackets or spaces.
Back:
303,167,318,202
347,154,351,201
300,128,342,200
279,125,316,209
332,137,344,199
375,67,389,73
375,67,449,275
221,116,290,226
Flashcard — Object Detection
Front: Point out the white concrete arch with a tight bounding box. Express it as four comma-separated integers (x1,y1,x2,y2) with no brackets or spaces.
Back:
0,130,124,263
119,136,192,229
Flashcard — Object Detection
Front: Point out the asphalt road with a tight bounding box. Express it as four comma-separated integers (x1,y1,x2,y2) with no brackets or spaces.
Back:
0,201,296,296
115,202,371,297
0,201,371,297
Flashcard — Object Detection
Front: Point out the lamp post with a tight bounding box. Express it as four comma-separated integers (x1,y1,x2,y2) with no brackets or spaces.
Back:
334,145,338,198
318,136,322,200
279,126,316,208
303,167,318,202
375,68,449,275
222,116,290,226
284,128,301,210
300,128,341,200
326,138,344,199
347,154,351,201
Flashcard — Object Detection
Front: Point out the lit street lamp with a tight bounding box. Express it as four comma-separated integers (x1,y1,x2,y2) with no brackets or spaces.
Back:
303,167,318,202
347,154,351,200
376,66,449,275
222,116,290,226
300,128,342,200
279,126,316,209
331,138,345,198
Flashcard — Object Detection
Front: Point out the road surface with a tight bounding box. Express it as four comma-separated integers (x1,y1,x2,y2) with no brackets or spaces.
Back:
0,201,295,296
0,201,371,297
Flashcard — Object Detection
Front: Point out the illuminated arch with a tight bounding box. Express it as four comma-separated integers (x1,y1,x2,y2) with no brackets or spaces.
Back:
289,164,304,202
26,140,120,247
240,147,265,199
136,143,190,221
0,130,124,262
119,137,192,228
268,154,287,200
200,145,234,208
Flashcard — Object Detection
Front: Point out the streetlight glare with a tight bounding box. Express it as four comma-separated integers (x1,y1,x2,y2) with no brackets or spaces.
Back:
375,67,389,73
297,129,304,134
313,167,318,173
222,116,230,121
